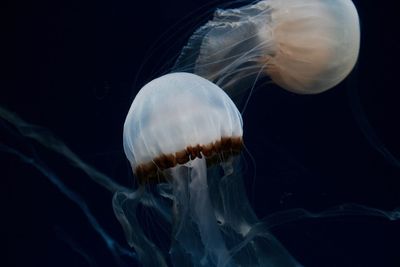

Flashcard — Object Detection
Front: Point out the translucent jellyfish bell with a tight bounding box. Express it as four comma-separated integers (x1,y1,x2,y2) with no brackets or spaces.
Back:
120,72,302,266
123,72,243,184
174,0,360,95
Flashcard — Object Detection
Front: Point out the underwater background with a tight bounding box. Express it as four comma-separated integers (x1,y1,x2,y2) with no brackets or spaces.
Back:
3,0,400,266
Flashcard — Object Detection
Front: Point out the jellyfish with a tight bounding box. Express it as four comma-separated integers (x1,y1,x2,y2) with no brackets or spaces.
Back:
116,72,303,266
2,0,400,266
173,0,360,99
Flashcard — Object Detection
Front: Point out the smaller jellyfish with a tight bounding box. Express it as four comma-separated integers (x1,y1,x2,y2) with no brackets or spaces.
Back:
117,72,302,266
173,0,360,97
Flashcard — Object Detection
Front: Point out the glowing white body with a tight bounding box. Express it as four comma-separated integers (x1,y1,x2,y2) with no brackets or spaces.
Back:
123,72,243,170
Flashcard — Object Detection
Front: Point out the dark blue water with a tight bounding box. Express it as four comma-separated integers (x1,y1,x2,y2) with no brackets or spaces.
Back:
3,0,400,266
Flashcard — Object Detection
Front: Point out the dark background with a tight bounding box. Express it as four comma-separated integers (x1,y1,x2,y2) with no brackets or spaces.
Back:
3,0,400,266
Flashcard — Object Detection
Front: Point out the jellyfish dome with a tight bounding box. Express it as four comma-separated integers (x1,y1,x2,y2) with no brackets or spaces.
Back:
174,0,360,95
120,72,302,266
123,72,243,184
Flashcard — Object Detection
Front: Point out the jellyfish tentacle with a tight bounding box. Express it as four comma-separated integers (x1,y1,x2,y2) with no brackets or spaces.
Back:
0,106,128,193
211,157,303,267
112,189,168,267
0,141,137,266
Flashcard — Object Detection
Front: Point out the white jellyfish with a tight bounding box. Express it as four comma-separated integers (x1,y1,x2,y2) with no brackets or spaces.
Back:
117,72,303,267
173,0,360,98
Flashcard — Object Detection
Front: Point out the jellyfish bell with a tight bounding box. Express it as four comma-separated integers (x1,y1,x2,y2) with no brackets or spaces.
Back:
173,0,360,96
123,72,243,184
120,72,302,266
